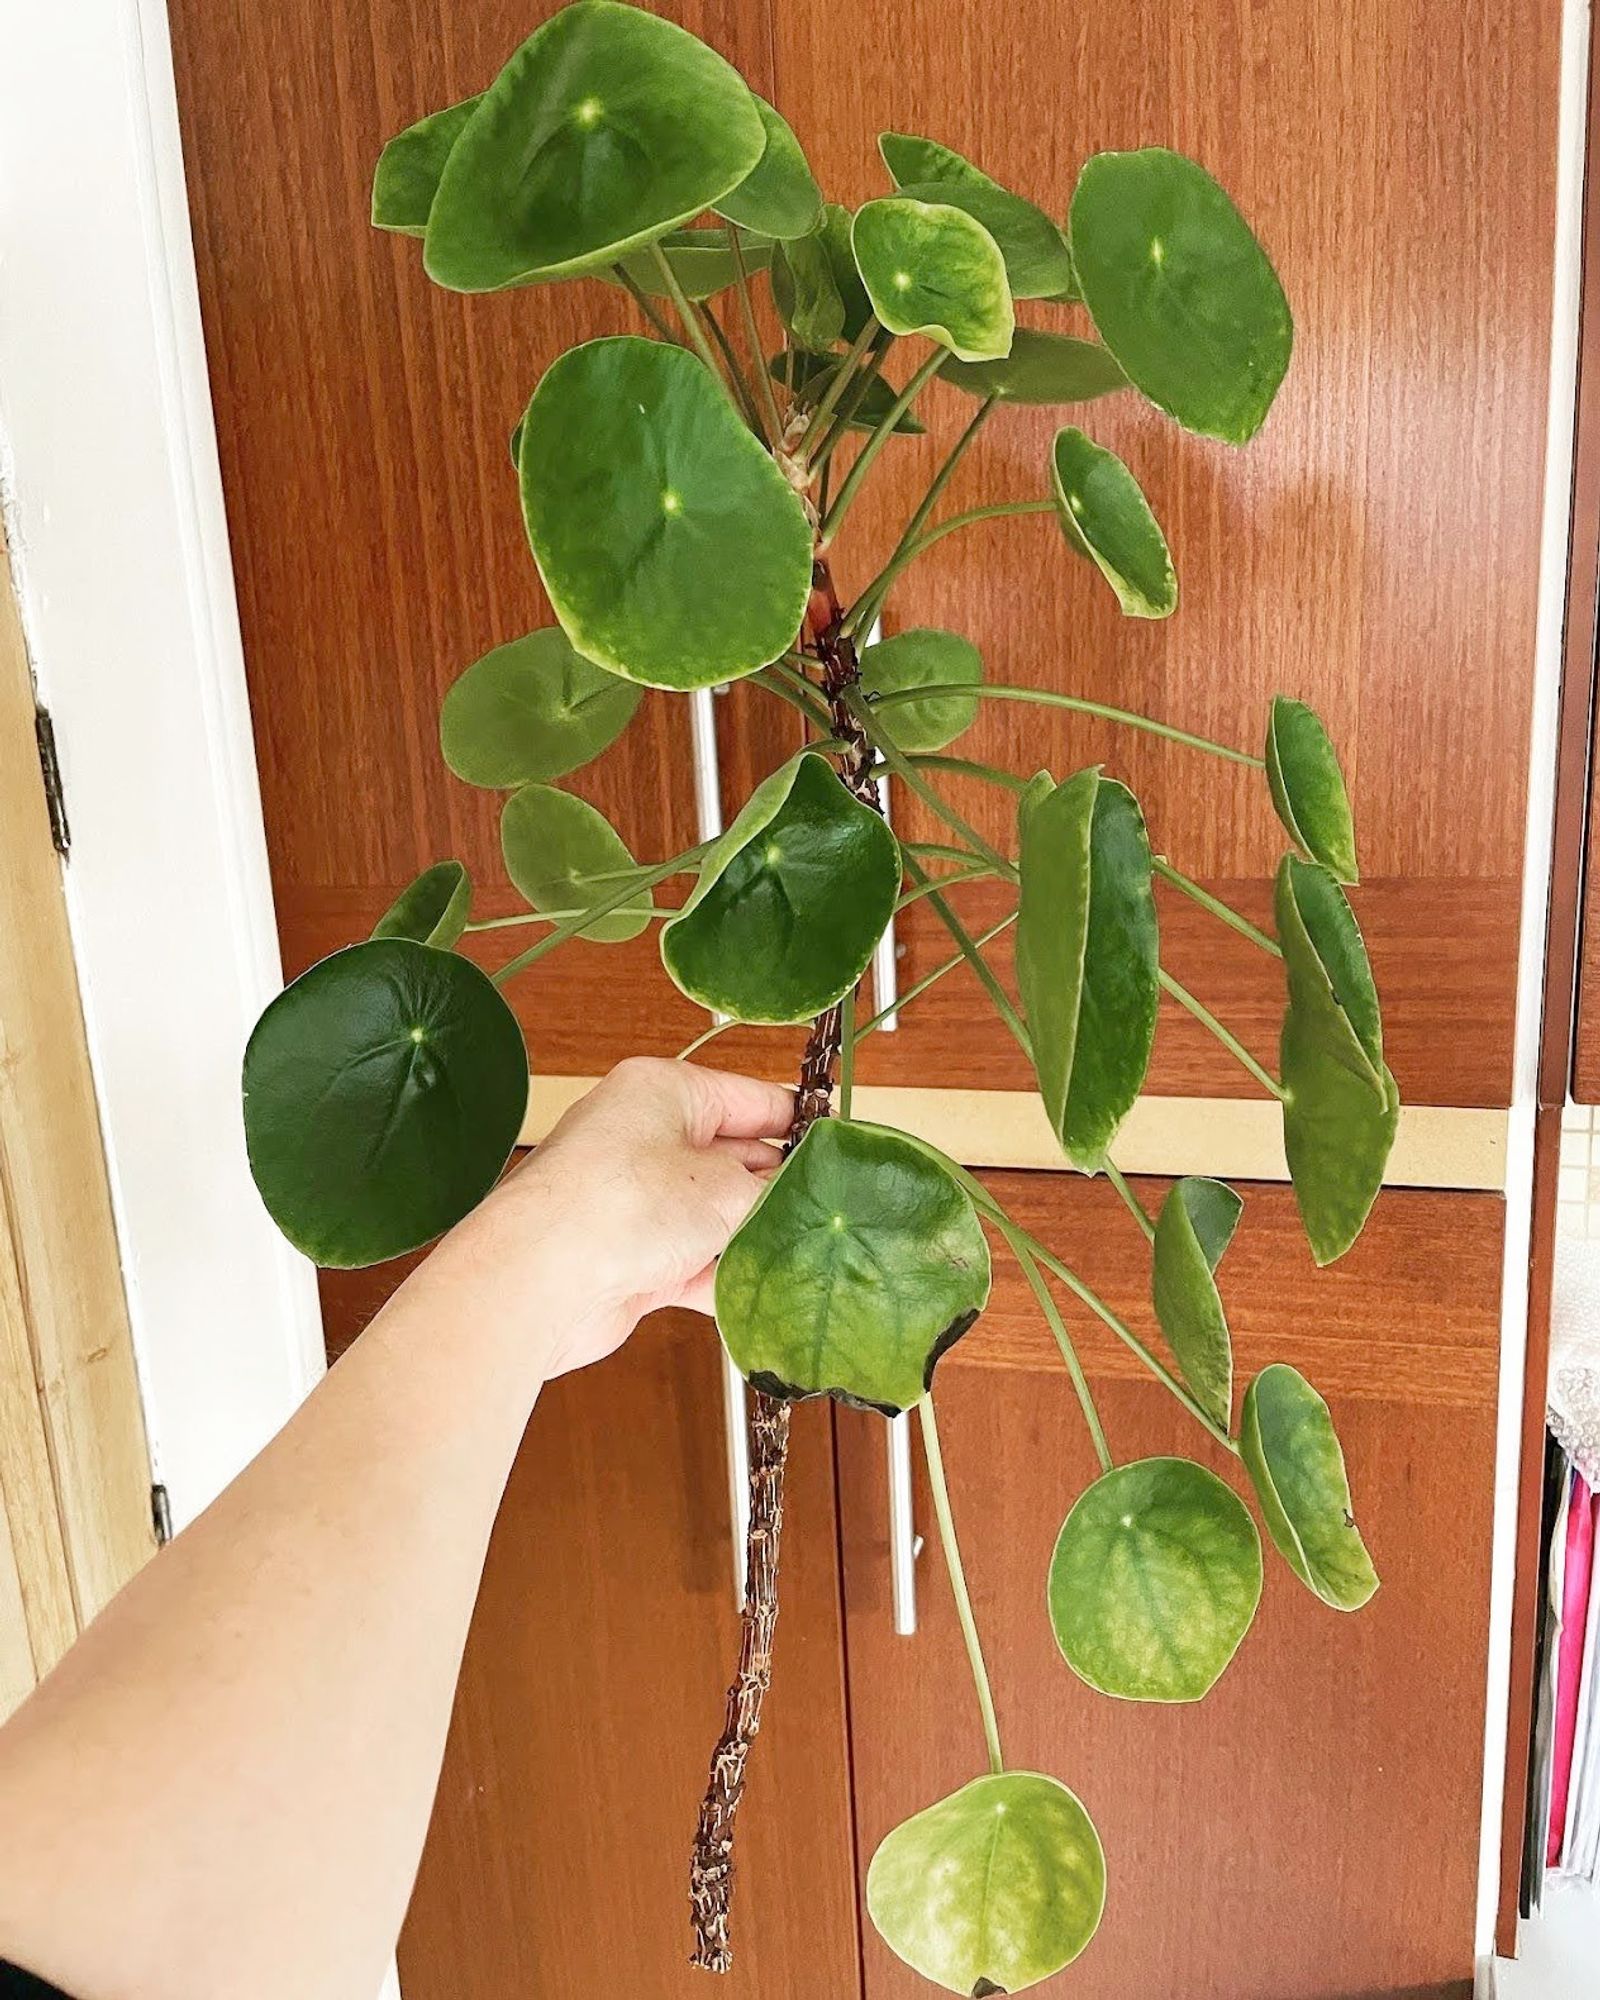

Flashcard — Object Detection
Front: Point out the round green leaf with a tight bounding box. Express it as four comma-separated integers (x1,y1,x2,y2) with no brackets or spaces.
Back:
1016,768,1159,1168
1276,855,1396,1265
943,328,1126,406
771,230,846,352
769,350,925,434
372,96,480,236
891,177,1074,303
613,225,774,301
1267,696,1359,884
858,628,981,753
867,1772,1105,1995
441,629,641,788
878,134,1077,301
1151,1177,1242,1432
715,96,822,240
1068,147,1293,443
500,784,650,943
1048,1457,1262,1702
423,2,764,291
851,198,1015,363
372,860,471,949
1241,1363,1379,1611
1051,427,1176,620
662,751,901,1022
519,336,812,690
714,1118,990,1414
242,939,528,1268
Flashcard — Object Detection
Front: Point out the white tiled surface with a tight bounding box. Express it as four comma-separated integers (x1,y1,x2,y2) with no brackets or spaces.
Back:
1559,1104,1600,1238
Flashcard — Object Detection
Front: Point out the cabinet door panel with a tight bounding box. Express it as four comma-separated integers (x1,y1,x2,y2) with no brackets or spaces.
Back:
320,1275,863,2000
837,1174,1499,1999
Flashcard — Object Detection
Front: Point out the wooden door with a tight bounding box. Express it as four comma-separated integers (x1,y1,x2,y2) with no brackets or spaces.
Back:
838,1171,1501,2000
164,0,1559,1994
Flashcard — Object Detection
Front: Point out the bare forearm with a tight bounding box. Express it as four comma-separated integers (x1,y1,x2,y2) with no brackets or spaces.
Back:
0,1245,575,2000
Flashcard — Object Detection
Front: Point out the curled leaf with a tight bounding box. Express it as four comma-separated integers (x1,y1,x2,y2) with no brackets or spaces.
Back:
1151,1177,1242,1431
1051,427,1176,620
372,860,471,950
1016,768,1159,1168
1267,696,1358,884
1241,1363,1379,1610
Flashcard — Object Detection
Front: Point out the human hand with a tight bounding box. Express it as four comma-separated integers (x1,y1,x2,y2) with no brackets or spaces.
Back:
426,1058,793,1378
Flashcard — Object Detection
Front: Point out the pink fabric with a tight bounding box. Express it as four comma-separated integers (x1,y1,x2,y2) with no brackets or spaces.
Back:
1549,1473,1597,1865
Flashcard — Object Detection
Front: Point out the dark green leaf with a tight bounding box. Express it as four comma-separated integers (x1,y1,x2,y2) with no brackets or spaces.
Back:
440,628,641,788
1151,1177,1242,1431
715,96,822,240
1049,1457,1262,1701
852,197,1014,362
423,1,764,291
242,939,528,1268
769,350,925,433
1069,147,1293,443
771,230,846,352
867,1772,1105,1994
715,1118,990,1414
942,328,1126,405
1051,427,1176,619
518,336,812,689
1276,855,1396,1264
879,130,992,191
372,860,471,949
662,752,900,1022
613,225,774,301
1017,768,1159,1168
1241,1364,1379,1610
858,628,981,753
500,784,651,943
372,97,481,236
1267,696,1358,884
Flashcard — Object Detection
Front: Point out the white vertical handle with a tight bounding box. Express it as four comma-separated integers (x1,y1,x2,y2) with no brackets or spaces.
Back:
872,772,900,1032
688,686,750,1609
887,1410,918,1635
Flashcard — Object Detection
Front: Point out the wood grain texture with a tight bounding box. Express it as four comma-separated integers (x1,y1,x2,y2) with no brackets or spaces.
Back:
0,536,155,1698
319,1273,862,2000
840,1170,1501,2000
165,0,1558,1119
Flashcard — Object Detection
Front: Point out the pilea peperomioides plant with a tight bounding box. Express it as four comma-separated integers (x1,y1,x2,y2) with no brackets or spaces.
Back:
241,4,1394,1990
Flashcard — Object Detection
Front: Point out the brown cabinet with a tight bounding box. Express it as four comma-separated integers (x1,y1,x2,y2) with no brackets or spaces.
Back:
165,0,1558,1993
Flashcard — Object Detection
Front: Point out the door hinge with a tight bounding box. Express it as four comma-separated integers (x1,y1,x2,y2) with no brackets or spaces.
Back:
34,705,69,859
151,1483,173,1547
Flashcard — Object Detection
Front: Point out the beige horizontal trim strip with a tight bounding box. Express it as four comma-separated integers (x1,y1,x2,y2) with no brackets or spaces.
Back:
520,1078,1507,1193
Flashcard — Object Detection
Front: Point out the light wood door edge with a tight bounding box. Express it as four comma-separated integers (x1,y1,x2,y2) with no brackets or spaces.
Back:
519,1077,1508,1192
0,530,155,1710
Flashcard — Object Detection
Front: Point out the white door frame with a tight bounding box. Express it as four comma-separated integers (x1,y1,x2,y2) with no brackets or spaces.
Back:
0,0,1588,1992
0,0,324,1526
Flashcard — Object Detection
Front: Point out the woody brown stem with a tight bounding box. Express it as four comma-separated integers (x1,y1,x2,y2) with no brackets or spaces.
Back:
687,555,878,1972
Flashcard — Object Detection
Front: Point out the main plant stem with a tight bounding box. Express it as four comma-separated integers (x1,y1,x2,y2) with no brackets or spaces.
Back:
689,549,880,1974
